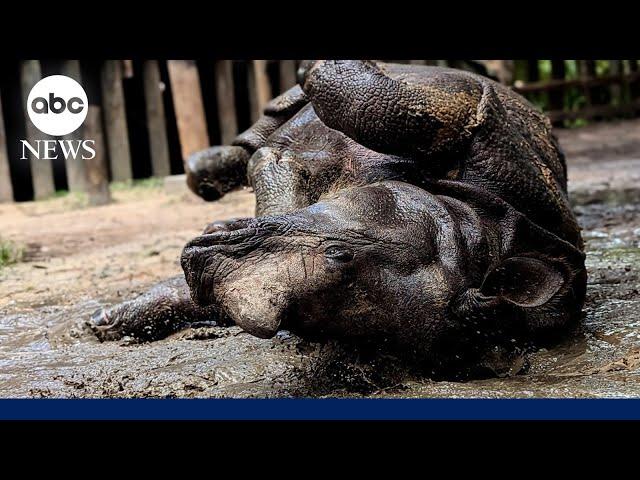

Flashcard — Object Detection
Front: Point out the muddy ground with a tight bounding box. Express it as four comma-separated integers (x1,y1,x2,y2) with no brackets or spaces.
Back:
2,119,640,398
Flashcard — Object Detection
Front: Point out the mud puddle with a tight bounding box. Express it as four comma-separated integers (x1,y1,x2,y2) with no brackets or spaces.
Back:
2,133,640,398
1,197,639,398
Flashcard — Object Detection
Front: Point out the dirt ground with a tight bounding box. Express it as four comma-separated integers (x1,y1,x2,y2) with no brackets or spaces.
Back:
2,119,640,398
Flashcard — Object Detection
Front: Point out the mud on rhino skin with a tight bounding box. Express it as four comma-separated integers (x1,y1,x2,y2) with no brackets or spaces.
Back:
89,60,588,378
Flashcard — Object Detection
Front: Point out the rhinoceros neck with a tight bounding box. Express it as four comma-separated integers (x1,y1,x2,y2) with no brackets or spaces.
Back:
426,180,585,276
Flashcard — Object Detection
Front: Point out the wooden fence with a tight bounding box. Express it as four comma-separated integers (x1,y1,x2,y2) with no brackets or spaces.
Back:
0,59,639,203
512,60,640,125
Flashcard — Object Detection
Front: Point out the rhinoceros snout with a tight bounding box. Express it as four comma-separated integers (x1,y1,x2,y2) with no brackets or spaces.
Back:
181,222,267,307
180,241,218,307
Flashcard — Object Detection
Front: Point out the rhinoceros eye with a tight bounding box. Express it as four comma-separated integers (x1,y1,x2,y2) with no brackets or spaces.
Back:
324,245,354,262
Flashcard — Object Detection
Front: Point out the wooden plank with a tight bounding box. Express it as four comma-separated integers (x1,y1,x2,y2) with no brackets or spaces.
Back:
59,60,87,192
143,60,171,177
167,60,210,164
247,63,258,122
609,60,623,105
214,60,239,145
577,60,593,108
623,61,635,103
629,60,640,99
476,60,515,85
513,71,640,93
584,60,604,106
83,105,111,206
249,60,272,123
20,60,55,200
122,60,134,79
549,60,566,125
527,60,540,82
101,60,132,182
549,60,566,114
279,60,297,93
547,98,640,122
0,90,13,202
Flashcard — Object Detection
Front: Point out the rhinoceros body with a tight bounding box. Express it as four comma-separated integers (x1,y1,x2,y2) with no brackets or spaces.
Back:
92,61,586,375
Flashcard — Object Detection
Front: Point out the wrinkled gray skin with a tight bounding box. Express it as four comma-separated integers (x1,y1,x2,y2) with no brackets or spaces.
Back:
91,60,586,375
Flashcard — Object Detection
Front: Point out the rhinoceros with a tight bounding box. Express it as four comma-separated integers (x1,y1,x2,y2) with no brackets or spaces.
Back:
91,60,586,374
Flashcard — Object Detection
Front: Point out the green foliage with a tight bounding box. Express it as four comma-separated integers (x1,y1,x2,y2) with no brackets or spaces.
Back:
595,60,610,76
0,239,24,269
513,59,636,127
565,118,590,129
538,60,552,79
564,60,578,79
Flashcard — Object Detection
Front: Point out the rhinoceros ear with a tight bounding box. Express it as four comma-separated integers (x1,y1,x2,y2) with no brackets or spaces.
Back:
446,254,584,371
479,256,565,308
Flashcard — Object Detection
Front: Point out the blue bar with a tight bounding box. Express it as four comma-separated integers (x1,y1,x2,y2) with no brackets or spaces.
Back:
1,399,640,420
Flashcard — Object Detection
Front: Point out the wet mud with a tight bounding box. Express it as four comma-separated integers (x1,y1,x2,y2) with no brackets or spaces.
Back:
2,121,640,398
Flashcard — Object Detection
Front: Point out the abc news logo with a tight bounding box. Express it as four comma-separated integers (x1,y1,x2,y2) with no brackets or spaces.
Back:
21,75,96,161
31,93,85,115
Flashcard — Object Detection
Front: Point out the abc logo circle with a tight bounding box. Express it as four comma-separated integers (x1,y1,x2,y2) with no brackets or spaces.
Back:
27,75,88,136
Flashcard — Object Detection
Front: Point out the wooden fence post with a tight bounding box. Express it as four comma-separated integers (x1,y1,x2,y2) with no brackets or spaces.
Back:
249,60,272,123
101,60,132,182
527,60,540,82
609,60,623,106
60,60,87,192
279,60,297,93
122,60,134,79
549,60,566,125
500,60,515,85
526,60,541,107
630,60,640,99
21,60,55,200
143,60,171,177
477,60,514,85
214,60,239,145
0,91,13,202
586,60,605,108
83,105,111,206
167,60,210,164
577,60,593,109
550,60,566,106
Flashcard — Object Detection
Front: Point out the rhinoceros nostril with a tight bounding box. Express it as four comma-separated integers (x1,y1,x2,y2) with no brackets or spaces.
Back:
184,234,224,249
203,220,231,235
180,246,206,304
203,217,257,235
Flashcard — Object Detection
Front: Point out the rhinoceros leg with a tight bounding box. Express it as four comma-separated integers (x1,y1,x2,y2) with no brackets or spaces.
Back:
185,85,308,201
88,276,225,342
298,60,483,159
247,147,312,216
185,145,250,201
